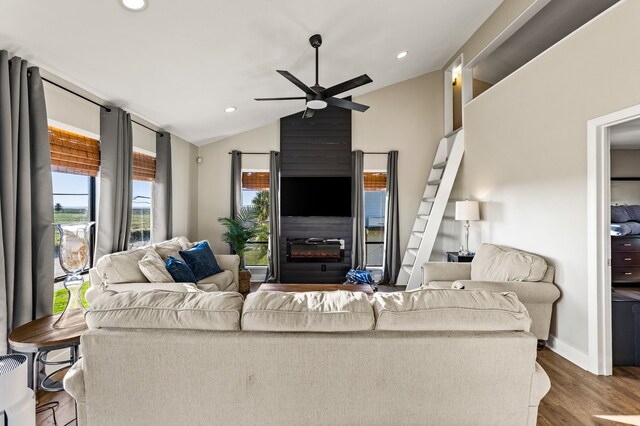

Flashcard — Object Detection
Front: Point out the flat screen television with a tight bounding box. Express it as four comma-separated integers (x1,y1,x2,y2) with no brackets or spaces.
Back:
281,177,351,217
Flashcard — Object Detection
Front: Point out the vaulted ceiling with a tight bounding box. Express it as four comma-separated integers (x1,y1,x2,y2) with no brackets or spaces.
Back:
1,0,502,145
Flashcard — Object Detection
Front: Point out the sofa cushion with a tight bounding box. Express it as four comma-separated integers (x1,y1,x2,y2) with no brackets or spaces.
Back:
197,270,233,291
471,244,548,282
85,290,243,331
138,249,175,283
166,257,197,283
242,291,375,332
96,247,149,284
372,289,531,332
179,241,223,281
153,237,186,262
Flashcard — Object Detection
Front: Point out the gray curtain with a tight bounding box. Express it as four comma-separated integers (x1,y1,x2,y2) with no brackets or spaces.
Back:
152,131,172,242
266,151,280,282
94,107,133,262
383,150,401,285
230,150,242,221
0,52,54,354
352,150,366,269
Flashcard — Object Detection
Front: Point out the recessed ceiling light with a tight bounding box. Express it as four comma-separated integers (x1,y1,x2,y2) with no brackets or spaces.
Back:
224,107,237,113
120,0,147,12
396,51,408,59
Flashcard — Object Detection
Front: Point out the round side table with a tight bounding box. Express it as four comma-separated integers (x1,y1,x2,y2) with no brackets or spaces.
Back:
8,309,87,393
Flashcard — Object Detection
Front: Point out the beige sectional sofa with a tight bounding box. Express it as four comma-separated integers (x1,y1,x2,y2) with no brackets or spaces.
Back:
86,236,240,304
423,244,561,341
65,288,550,426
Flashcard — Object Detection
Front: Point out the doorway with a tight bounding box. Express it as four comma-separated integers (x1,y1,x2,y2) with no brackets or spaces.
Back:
587,104,640,375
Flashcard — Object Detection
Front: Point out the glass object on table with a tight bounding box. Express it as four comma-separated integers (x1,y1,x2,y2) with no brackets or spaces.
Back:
53,222,94,329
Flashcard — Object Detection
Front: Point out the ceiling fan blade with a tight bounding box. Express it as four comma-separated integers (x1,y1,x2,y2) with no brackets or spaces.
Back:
255,97,306,101
277,70,317,95
302,108,315,119
326,97,369,112
322,74,373,98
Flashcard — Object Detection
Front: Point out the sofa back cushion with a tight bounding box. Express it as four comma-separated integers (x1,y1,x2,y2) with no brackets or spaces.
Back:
85,290,243,330
138,249,175,283
153,236,190,262
242,290,375,332
471,244,548,282
95,247,149,284
372,289,531,332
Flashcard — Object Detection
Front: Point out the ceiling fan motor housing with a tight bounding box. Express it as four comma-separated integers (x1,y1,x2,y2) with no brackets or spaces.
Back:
309,34,322,48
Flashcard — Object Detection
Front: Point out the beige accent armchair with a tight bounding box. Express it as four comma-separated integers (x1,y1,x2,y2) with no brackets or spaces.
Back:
423,260,560,341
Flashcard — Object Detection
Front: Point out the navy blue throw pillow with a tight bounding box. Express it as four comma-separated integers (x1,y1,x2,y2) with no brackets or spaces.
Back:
165,256,197,283
178,241,223,282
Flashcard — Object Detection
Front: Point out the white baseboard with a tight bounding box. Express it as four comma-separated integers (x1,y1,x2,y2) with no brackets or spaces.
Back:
547,335,590,371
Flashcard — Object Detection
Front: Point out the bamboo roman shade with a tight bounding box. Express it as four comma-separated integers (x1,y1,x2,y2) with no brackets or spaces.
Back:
242,172,270,191
49,126,100,176
364,172,387,191
133,151,156,182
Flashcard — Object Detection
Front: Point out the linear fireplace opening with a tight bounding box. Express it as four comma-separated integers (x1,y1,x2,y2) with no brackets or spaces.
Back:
287,238,345,262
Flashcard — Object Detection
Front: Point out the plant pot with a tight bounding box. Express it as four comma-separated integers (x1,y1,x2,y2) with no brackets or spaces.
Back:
239,270,252,293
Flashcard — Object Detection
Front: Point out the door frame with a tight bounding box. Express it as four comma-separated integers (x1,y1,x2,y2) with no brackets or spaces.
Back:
587,103,640,375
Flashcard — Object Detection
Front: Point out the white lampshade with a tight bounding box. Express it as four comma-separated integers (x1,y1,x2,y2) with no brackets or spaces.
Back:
455,200,480,221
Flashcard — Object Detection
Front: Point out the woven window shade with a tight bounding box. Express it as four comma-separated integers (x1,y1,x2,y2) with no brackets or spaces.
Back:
242,172,270,191
133,151,156,182
364,172,387,191
49,126,100,176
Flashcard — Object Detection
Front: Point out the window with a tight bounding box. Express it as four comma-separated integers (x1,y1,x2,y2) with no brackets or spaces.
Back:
364,172,387,267
50,126,99,280
129,151,155,249
50,126,98,313
241,171,269,266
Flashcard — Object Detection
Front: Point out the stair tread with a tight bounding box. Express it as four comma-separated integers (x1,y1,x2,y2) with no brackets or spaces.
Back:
427,180,441,186
407,248,418,256
412,231,424,237
422,197,436,202
433,161,447,169
417,214,430,220
402,264,413,273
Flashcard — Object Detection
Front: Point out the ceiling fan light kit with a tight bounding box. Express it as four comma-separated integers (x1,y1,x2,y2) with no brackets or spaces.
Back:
255,34,373,119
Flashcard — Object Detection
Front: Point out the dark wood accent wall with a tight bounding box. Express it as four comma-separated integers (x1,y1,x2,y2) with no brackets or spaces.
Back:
279,105,352,283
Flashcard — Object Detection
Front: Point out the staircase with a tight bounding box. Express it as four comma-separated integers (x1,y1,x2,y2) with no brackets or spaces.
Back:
398,129,465,290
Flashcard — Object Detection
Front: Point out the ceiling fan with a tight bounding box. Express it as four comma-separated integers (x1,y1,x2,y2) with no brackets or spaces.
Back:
255,34,373,118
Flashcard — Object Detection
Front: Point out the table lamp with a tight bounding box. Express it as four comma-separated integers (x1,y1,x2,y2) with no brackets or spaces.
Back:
455,200,480,255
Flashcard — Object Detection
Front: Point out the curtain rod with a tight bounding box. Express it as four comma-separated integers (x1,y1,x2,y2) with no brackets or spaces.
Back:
363,152,389,154
39,76,164,137
228,152,273,155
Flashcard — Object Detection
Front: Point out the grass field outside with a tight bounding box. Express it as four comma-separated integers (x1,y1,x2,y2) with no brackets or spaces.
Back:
53,281,90,314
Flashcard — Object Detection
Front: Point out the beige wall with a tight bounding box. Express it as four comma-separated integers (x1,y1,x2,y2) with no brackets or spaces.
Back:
44,80,199,241
196,71,445,258
352,71,444,258
197,122,279,255
460,1,640,355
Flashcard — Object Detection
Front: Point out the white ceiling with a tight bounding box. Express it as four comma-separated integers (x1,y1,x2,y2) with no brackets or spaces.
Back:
611,118,640,149
0,0,502,145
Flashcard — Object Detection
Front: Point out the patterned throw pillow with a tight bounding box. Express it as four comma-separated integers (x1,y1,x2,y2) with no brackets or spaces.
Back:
178,241,223,282
138,249,175,283
165,256,197,283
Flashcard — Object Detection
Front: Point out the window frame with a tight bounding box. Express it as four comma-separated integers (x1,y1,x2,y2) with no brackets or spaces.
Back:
241,169,270,268
363,171,387,268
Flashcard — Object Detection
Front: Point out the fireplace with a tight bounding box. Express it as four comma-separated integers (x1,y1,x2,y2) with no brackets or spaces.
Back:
287,238,344,262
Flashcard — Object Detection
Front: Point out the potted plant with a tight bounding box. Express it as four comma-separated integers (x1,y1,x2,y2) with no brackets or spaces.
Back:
218,206,259,293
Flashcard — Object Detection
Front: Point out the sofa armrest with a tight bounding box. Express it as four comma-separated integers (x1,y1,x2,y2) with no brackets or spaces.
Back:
453,280,561,304
63,359,87,426
215,255,240,290
423,262,471,284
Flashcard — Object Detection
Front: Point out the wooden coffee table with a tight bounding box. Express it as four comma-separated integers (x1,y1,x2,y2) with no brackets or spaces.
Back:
257,283,375,298
9,309,87,392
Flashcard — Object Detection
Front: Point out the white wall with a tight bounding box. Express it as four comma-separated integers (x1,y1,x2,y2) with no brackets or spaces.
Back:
460,0,640,357
172,135,199,240
197,122,278,255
